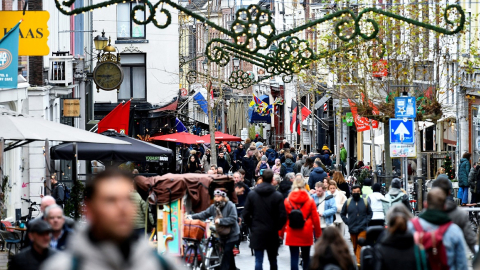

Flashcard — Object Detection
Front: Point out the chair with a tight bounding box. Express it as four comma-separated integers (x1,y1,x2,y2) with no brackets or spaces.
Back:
0,221,21,257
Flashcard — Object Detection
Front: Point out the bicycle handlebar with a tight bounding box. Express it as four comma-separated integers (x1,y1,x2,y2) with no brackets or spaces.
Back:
21,198,32,203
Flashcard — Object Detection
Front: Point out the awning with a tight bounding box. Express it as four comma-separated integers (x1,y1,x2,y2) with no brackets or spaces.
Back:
50,130,172,161
149,99,178,113
151,132,206,144
199,131,242,142
0,108,129,151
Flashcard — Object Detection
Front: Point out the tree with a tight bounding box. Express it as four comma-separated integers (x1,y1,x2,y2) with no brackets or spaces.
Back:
444,154,455,180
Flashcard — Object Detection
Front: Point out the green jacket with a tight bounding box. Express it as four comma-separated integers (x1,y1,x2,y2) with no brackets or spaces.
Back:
132,191,154,230
340,147,347,162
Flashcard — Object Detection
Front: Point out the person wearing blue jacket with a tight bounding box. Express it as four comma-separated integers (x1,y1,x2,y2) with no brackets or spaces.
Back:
311,182,337,228
308,161,328,189
458,152,471,204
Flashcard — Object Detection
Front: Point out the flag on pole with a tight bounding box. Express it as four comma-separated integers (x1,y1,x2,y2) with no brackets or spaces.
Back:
290,99,301,135
97,100,131,135
193,92,208,114
301,105,312,121
0,21,21,89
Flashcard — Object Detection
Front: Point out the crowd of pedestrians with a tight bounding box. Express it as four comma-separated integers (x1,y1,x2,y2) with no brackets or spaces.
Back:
12,139,480,270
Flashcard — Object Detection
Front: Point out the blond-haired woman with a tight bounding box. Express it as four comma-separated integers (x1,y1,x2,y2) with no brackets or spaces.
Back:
280,177,321,270
327,180,347,236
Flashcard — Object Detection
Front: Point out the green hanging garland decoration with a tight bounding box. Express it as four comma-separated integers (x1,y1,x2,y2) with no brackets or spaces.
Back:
55,1,466,88
228,70,254,90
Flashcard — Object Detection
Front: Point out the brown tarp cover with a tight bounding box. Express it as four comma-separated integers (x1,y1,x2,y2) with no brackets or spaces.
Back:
134,173,236,213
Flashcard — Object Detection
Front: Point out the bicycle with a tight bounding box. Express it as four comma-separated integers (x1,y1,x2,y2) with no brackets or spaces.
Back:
182,237,204,270
20,198,39,222
203,226,224,270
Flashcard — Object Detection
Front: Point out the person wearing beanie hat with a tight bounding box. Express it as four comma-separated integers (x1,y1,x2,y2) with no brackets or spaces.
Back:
382,178,411,215
361,178,373,197
367,183,387,226
256,155,270,176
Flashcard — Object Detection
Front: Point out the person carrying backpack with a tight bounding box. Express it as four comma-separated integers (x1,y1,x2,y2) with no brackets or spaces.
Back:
381,178,411,214
280,177,321,270
51,176,67,208
340,185,373,265
255,155,270,176
265,145,277,167
408,187,468,270
280,153,297,178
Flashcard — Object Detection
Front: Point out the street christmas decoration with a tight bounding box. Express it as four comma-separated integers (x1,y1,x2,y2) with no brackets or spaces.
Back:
55,0,465,90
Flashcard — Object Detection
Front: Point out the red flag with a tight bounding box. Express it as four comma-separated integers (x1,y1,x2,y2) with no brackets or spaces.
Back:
290,99,301,135
97,100,131,135
301,106,312,121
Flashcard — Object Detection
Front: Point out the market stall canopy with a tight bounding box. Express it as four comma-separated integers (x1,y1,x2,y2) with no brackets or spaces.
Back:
135,173,236,213
0,109,129,151
200,131,242,142
150,132,206,144
50,130,172,162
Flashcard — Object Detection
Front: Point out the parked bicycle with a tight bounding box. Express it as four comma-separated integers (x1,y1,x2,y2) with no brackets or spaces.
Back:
20,198,39,222
182,237,204,270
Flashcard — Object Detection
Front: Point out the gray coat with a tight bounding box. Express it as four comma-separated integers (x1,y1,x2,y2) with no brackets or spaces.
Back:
191,200,240,243
41,225,181,270
445,199,476,253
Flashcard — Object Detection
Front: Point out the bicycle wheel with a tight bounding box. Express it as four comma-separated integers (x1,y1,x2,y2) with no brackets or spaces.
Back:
204,245,222,270
183,245,203,270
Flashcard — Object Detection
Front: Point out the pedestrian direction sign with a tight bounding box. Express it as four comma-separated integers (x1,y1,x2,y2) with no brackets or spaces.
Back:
394,97,416,118
390,118,415,144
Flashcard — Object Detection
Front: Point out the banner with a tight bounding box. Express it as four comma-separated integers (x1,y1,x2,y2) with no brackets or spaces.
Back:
348,99,378,132
0,11,50,56
193,92,208,114
0,21,20,89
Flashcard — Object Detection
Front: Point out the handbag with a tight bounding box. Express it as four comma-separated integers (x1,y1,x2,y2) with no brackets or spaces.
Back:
215,206,231,236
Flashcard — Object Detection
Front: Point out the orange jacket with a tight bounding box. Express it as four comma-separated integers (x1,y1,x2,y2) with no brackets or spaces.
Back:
279,190,321,246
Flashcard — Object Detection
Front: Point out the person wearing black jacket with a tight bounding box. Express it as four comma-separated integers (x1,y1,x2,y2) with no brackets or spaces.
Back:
243,170,287,270
233,144,246,171
217,152,230,174
241,149,256,187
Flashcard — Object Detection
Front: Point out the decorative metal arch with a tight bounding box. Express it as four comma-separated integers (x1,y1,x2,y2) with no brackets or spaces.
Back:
55,0,465,89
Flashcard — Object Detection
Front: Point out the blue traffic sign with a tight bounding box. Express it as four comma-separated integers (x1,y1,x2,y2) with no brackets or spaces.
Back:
390,118,415,144
395,97,416,118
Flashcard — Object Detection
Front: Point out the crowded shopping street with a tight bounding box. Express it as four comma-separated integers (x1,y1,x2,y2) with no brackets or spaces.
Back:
1,0,480,269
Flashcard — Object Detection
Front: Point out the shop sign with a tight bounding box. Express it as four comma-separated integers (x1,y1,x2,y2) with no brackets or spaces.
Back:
0,11,50,56
146,156,169,162
63,99,81,117
0,22,20,89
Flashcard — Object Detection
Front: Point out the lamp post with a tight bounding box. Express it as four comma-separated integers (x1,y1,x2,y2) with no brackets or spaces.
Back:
93,30,108,57
203,59,217,165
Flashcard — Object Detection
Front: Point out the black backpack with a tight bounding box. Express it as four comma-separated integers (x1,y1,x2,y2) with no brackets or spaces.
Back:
287,199,310,229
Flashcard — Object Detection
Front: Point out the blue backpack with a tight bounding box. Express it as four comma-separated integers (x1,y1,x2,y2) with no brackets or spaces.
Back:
259,162,268,170
267,151,277,165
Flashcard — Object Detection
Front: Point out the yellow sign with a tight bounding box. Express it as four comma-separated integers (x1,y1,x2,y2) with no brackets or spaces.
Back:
63,99,80,117
0,11,50,56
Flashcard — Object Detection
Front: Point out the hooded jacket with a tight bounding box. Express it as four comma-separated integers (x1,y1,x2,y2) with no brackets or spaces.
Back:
280,158,297,177
265,148,277,166
242,182,287,249
280,189,321,246
468,167,477,192
458,158,471,187
41,226,177,270
233,148,245,161
308,167,328,189
241,155,256,184
374,233,417,270
217,156,230,174
381,187,411,213
131,191,154,230
192,199,240,243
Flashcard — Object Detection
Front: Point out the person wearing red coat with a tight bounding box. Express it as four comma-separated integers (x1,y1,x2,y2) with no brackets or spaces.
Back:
279,177,322,270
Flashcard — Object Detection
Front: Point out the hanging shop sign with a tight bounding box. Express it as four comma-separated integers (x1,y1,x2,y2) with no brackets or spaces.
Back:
0,11,50,56
63,99,81,117
0,22,20,89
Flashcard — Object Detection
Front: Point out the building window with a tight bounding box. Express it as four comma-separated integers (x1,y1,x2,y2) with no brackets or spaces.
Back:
117,2,146,39
118,53,146,100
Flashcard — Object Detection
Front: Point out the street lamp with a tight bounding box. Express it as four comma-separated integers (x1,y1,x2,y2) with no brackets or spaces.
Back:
233,57,240,69
202,59,209,72
93,30,108,51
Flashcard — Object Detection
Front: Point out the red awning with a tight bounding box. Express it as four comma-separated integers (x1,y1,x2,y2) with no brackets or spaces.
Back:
150,99,178,112
200,131,242,142
150,132,206,144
